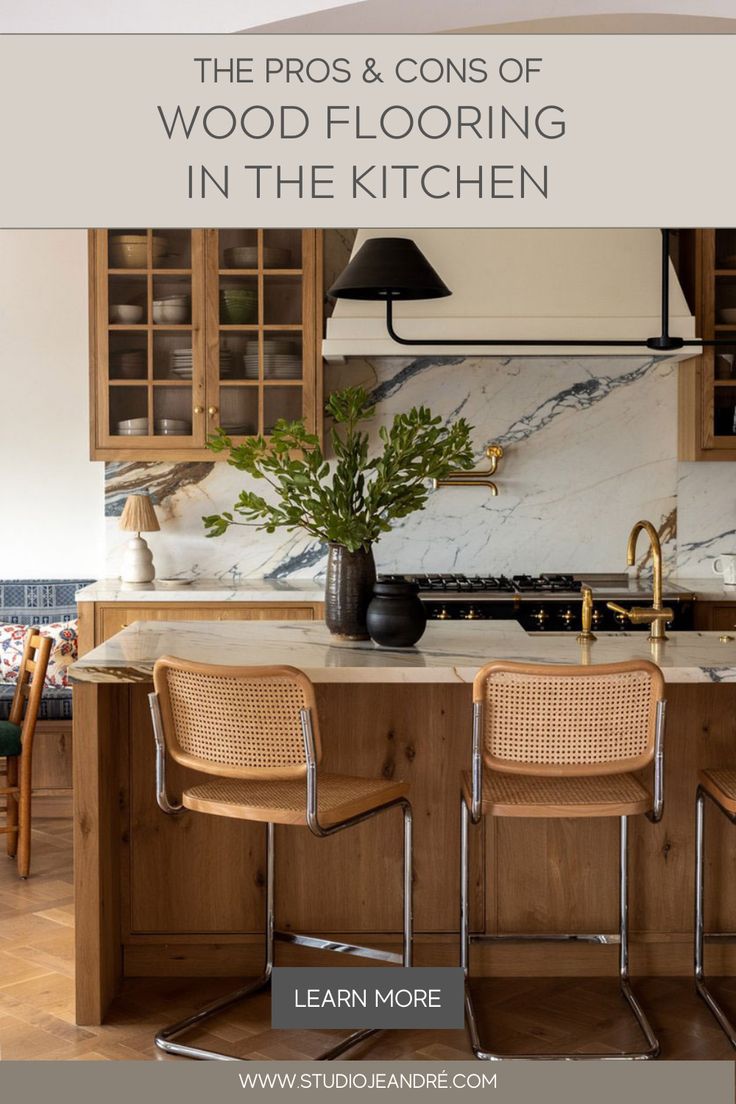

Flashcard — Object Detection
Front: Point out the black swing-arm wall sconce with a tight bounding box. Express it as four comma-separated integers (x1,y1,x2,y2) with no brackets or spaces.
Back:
328,230,721,353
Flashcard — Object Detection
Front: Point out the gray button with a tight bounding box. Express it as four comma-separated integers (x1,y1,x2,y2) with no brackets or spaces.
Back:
271,967,464,1029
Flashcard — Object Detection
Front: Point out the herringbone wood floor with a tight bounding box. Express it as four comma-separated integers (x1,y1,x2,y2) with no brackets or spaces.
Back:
1,820,736,1060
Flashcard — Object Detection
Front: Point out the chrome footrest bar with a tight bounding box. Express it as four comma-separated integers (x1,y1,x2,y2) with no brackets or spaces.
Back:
470,933,617,944
275,930,403,964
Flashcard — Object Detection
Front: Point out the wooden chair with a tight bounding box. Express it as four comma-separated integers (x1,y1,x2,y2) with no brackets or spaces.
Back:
0,629,52,878
460,659,666,1061
149,656,413,1062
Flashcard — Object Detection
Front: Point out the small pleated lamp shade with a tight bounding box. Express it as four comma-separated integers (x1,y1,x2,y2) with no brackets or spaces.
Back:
120,493,160,533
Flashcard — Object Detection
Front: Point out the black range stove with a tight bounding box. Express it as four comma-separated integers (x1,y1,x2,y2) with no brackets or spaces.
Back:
377,573,694,633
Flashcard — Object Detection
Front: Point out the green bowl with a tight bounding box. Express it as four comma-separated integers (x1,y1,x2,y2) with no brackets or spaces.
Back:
220,297,258,324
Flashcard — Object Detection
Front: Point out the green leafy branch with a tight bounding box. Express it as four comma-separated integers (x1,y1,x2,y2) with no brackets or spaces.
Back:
202,386,474,553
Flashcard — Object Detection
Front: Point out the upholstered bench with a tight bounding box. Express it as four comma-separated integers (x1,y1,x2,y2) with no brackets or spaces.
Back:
0,579,93,814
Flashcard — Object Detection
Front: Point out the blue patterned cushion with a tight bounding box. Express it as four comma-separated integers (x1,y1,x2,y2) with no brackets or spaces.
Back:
0,580,91,723
0,720,21,756
0,683,72,722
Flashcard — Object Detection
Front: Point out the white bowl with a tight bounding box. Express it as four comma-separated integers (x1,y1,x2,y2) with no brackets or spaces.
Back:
117,417,149,429
153,301,189,324
110,304,144,324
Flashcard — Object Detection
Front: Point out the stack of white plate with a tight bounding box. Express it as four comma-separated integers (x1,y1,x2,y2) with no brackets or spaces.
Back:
155,418,191,436
220,422,255,436
243,354,302,380
116,417,149,436
113,349,146,379
169,347,233,379
242,338,300,380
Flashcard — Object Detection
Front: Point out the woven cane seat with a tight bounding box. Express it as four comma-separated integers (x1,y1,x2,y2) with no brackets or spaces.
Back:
183,773,409,827
700,768,736,816
462,769,652,819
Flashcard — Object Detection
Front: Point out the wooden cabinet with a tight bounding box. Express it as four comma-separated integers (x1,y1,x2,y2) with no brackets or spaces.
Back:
679,229,736,460
693,600,736,631
78,600,324,650
88,228,322,460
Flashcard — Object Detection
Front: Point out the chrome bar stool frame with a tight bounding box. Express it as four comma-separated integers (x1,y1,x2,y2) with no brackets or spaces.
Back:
148,666,413,1063
460,659,666,1061
694,780,736,1047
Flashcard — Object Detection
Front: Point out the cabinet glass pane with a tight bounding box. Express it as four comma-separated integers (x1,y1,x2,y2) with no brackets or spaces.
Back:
264,386,302,434
153,332,196,381
109,386,149,436
714,385,736,436
261,332,302,381
107,229,149,270
263,229,302,268
219,387,258,436
219,229,258,269
109,332,147,380
220,277,258,324
153,386,193,436
716,230,736,270
153,275,192,325
109,275,147,324
715,277,736,327
264,276,301,325
153,229,191,269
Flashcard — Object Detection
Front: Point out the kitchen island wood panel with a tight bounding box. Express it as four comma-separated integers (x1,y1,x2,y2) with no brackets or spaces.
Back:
70,620,736,1024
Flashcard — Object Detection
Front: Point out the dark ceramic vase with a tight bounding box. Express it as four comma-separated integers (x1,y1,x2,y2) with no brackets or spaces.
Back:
324,543,377,640
366,580,427,648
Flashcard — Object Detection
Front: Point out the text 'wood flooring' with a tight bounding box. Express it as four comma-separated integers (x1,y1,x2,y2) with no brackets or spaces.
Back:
1,821,736,1060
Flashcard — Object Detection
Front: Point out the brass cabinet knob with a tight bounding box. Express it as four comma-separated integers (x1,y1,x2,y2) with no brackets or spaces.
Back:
435,606,451,620
193,406,204,415
463,607,481,620
531,608,549,628
559,607,575,627
208,406,218,416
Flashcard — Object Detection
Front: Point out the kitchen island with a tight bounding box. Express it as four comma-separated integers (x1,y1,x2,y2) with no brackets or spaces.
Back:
70,620,736,1025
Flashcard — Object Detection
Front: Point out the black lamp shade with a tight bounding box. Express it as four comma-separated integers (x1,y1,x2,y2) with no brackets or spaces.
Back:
327,237,452,301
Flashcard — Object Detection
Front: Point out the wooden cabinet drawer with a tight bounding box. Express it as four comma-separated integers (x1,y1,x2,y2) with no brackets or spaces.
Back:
706,603,736,631
98,603,316,642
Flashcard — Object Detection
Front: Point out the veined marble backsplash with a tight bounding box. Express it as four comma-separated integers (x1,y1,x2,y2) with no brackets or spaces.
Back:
103,353,736,581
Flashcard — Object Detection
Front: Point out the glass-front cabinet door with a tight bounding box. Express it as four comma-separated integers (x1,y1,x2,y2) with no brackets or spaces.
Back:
205,229,318,443
92,230,206,454
89,229,321,459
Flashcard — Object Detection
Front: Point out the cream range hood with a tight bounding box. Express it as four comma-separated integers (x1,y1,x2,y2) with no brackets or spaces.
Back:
322,229,699,362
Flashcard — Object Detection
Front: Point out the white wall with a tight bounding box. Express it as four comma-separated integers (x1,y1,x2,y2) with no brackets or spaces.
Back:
0,230,105,578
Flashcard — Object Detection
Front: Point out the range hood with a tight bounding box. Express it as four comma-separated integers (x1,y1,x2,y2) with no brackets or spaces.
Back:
323,229,699,361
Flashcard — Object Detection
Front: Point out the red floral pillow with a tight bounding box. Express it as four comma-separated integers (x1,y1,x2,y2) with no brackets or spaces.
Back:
0,620,78,689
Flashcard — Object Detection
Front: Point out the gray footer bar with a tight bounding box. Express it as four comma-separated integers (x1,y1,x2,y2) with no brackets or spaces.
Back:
0,1060,731,1104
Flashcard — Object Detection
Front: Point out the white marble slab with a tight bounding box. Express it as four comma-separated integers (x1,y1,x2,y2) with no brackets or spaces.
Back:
75,578,324,603
672,577,736,601
68,620,736,686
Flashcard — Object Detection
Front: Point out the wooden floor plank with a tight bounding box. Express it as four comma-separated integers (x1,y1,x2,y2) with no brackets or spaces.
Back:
2,820,736,1061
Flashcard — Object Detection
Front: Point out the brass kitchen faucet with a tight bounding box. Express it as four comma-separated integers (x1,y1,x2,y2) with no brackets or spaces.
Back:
607,520,673,642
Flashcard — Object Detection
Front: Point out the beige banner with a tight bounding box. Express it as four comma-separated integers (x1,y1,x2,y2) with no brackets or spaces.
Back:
0,34,734,227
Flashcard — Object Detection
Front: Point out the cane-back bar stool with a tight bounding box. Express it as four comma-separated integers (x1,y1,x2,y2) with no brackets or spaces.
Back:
149,656,413,1062
460,659,666,1061
0,629,52,879
695,768,736,1046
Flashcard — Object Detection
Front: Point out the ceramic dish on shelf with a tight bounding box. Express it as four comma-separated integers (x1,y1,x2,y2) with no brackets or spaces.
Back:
244,338,296,355
221,422,254,436
153,298,190,324
109,235,167,269
157,578,194,588
223,245,291,268
110,304,144,324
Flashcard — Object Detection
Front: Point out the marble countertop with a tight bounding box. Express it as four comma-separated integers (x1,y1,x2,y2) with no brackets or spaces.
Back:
68,619,736,685
75,578,325,603
75,576,736,605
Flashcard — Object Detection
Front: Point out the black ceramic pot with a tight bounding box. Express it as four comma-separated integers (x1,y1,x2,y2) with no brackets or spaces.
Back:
366,580,427,648
324,543,376,640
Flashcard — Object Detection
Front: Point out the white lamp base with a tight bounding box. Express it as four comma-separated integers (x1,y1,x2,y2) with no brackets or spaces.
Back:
121,534,156,583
